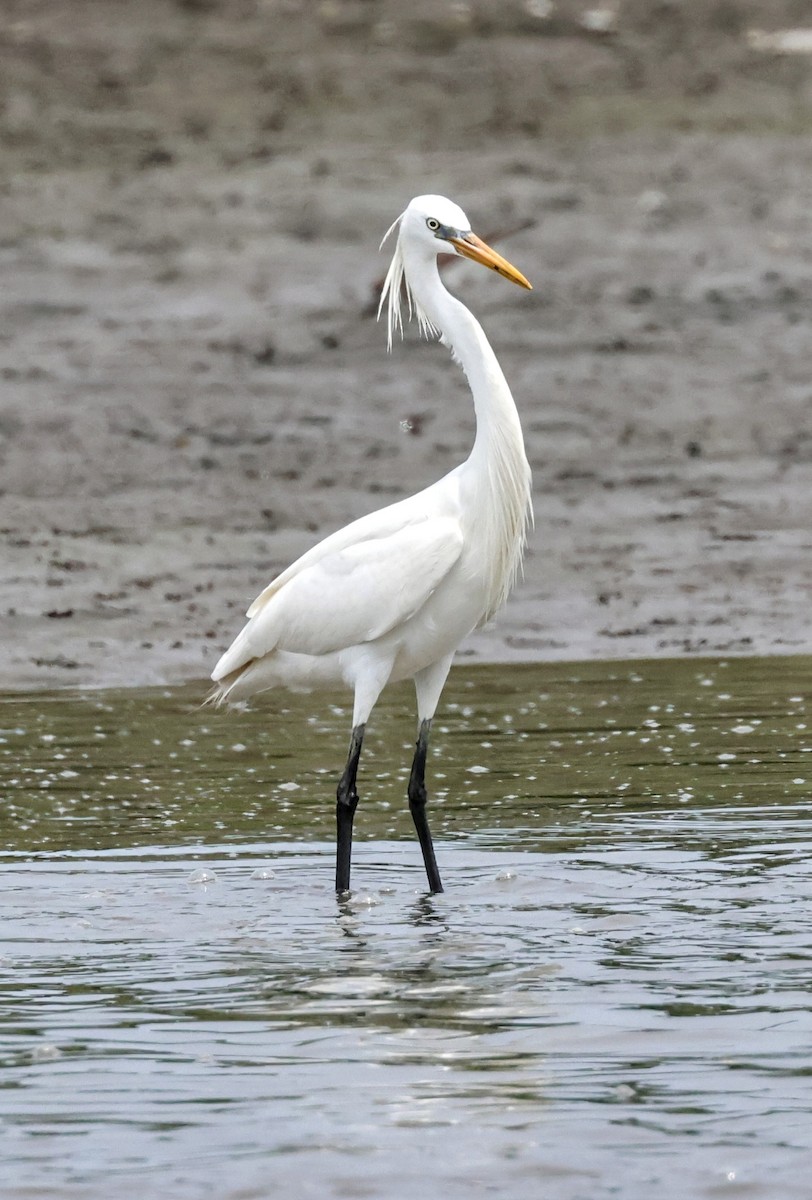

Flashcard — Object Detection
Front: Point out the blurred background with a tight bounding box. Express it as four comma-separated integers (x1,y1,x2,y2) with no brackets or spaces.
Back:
5,0,812,165
2,0,812,687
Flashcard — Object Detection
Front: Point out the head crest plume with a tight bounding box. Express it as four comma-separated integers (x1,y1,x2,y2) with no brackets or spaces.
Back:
377,213,439,351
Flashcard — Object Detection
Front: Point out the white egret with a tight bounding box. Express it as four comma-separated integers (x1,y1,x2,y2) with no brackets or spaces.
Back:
210,194,532,894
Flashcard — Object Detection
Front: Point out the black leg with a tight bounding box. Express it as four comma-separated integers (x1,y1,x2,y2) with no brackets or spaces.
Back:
408,718,444,894
336,723,365,893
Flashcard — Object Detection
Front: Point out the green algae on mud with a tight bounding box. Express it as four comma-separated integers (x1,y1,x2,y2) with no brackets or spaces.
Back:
1,655,809,862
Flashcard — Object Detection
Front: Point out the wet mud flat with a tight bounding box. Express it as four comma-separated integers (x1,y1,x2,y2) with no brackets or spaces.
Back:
2,2,812,689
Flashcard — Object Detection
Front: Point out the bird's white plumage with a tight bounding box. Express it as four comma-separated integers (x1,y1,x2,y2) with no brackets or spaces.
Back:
211,194,532,731
214,513,463,670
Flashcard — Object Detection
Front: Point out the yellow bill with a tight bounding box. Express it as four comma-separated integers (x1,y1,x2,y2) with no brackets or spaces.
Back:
447,232,532,290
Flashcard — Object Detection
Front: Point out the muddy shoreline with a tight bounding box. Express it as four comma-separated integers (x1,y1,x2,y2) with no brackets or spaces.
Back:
2,2,811,689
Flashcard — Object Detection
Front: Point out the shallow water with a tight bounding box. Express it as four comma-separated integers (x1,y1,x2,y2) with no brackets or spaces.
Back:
1,657,811,1200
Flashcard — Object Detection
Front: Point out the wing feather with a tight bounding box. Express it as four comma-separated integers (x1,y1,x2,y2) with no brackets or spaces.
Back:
212,516,463,679
245,485,452,619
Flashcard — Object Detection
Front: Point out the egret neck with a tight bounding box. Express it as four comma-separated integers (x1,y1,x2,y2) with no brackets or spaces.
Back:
400,244,532,620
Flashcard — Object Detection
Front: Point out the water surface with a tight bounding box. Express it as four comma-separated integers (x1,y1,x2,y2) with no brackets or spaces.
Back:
1,657,811,1199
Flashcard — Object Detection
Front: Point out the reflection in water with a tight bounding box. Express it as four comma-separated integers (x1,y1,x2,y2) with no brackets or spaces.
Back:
0,657,811,1199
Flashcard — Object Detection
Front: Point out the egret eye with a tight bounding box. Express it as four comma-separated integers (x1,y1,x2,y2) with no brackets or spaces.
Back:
426,218,440,232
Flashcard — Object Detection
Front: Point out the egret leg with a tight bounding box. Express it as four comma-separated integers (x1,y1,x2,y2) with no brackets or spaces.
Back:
408,718,444,894
336,723,365,893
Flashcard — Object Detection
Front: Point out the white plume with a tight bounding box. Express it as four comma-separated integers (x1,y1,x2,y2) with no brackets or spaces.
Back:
377,214,439,351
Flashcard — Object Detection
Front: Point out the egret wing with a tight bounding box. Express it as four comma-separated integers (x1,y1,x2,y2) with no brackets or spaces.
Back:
244,479,456,620
212,516,463,677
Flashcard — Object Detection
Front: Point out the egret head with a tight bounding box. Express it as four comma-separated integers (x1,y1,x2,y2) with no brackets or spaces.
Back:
399,195,472,250
378,194,531,349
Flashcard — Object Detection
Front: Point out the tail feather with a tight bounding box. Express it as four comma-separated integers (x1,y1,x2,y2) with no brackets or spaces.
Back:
203,683,226,708
204,660,257,707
